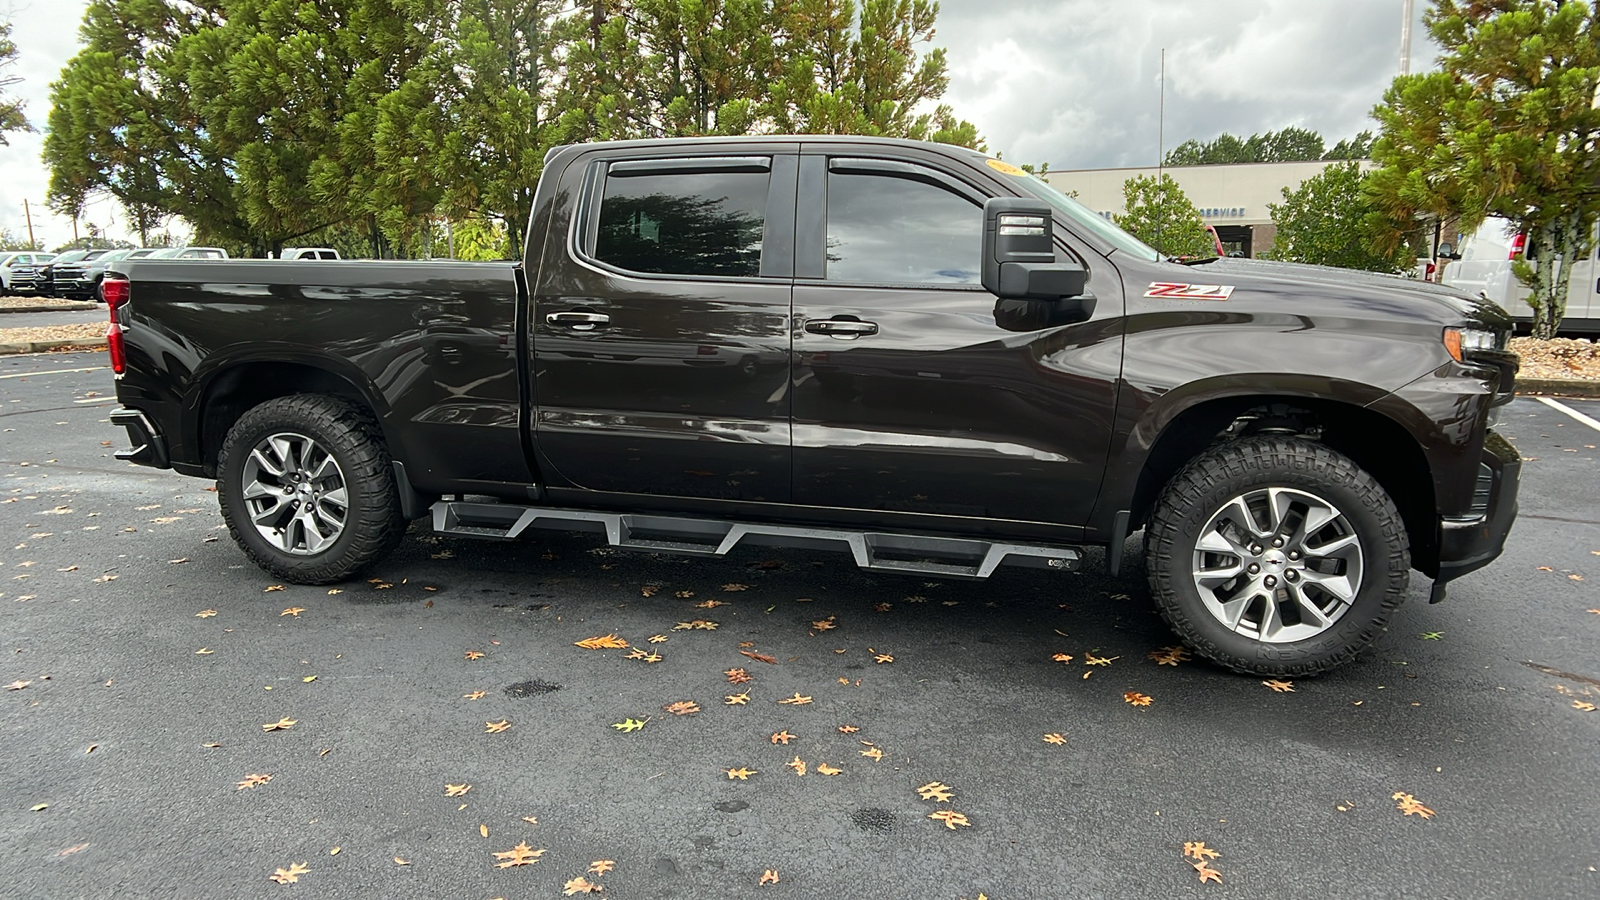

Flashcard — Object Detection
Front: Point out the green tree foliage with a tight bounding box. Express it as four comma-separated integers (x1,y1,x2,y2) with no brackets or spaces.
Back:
1114,174,1212,258
1367,0,1600,338
1164,127,1329,166
1323,130,1374,161
1,19,30,143
1263,161,1415,273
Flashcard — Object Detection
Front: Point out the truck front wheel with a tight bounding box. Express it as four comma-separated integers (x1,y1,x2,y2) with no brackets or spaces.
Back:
1145,436,1410,676
217,394,406,584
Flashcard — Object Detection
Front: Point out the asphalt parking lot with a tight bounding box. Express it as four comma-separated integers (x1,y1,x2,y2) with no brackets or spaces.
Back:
2,351,1597,899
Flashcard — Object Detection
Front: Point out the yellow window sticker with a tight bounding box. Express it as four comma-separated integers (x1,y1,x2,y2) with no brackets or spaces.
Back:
985,159,1026,176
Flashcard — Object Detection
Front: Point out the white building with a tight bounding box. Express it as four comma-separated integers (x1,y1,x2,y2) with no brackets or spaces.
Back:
1044,159,1373,258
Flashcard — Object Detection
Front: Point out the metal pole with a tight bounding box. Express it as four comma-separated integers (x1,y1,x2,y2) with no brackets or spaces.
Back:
23,198,36,250
1400,0,1414,76
1157,48,1165,255
446,219,455,260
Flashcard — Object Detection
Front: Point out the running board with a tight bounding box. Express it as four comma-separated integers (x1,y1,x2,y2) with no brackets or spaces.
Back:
430,500,1080,580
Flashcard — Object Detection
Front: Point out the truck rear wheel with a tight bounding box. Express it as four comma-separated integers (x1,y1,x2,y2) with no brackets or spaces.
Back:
217,394,406,584
1145,436,1409,676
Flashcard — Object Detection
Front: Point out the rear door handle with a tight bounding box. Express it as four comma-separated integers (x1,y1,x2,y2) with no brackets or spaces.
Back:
545,311,610,330
804,318,878,337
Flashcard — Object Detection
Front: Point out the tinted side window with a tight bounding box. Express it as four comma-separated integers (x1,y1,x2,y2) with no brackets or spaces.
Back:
826,172,981,285
595,168,768,277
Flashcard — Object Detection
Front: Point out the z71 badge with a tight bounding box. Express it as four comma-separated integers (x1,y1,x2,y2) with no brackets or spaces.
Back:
1144,282,1235,301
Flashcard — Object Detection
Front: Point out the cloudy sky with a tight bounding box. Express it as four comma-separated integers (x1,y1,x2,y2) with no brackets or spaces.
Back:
0,0,1436,250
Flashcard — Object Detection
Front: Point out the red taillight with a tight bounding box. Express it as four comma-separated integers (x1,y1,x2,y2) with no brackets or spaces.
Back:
1509,232,1526,260
103,276,129,374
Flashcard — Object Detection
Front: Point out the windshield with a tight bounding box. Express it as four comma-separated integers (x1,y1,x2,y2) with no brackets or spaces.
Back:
54,251,88,264
1009,171,1162,262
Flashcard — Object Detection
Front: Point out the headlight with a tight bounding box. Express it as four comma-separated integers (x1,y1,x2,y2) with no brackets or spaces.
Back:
1443,327,1497,361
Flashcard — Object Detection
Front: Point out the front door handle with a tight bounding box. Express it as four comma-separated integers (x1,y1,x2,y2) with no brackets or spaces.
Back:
545,310,610,331
804,318,879,337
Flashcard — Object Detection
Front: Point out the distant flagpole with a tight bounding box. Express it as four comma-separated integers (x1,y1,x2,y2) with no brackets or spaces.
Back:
1157,47,1166,254
1399,0,1414,75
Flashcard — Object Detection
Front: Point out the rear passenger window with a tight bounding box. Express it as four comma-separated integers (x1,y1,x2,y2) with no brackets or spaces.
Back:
826,172,981,285
594,164,769,277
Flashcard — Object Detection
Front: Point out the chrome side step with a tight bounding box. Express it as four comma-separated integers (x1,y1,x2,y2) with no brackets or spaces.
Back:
430,500,1080,580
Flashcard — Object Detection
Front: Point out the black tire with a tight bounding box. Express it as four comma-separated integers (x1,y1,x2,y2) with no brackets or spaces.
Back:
217,394,406,584
1145,436,1409,676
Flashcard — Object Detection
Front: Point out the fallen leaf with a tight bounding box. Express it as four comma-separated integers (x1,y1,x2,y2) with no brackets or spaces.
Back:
812,616,837,631
280,607,305,618
663,700,701,716
393,857,410,866
1051,653,1074,663
916,782,954,802
589,860,615,876
195,648,214,656
695,599,726,608
760,869,780,886
464,650,485,660
463,690,486,700
1183,842,1221,862
725,767,757,780
1573,700,1597,712
263,585,284,592
269,862,309,884
327,589,342,595
236,773,273,790
1043,733,1067,745
485,719,511,733
574,634,628,650
92,574,117,583
740,649,778,665
837,725,860,734
725,691,750,705
196,609,217,618
611,718,647,733
57,565,78,572
875,602,892,612
927,809,971,830
480,824,489,838
563,875,603,894
770,730,796,745
30,803,48,812
674,590,696,598
672,619,719,631
1084,653,1119,666
1123,692,1153,707
7,679,31,691
1193,861,1223,884
777,693,813,705
169,558,189,565
860,746,885,762
1263,679,1295,693
493,842,545,868
722,583,749,592
262,717,297,732
647,634,669,643
786,756,806,776
1392,791,1435,819
1147,645,1190,665
55,843,90,857
1571,574,1586,582
724,668,752,684
640,585,659,597
521,816,539,825
445,783,472,797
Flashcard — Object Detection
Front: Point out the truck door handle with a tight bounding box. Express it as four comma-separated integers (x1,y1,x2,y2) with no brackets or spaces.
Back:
804,318,878,337
545,310,610,330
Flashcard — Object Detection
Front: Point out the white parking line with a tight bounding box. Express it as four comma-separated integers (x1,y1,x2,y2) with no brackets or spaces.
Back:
1535,395,1600,432
74,397,114,404
0,366,108,380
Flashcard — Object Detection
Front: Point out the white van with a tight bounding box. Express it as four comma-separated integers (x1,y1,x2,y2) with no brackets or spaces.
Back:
1444,216,1600,333
278,248,341,260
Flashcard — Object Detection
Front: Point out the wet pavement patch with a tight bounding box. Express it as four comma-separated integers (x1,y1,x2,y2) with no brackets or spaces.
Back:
504,679,563,697
714,800,748,814
849,808,895,833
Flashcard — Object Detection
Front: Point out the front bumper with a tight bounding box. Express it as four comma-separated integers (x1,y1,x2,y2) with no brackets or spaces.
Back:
110,407,170,469
1435,429,1519,586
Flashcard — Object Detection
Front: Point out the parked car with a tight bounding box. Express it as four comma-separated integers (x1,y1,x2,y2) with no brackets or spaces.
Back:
106,135,1520,676
1,251,57,295
148,247,230,260
36,249,109,298
59,248,166,300
278,247,340,260
1444,216,1600,333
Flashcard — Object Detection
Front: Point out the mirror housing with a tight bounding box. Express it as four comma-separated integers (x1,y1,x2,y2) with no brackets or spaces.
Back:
1437,242,1460,260
981,198,1087,301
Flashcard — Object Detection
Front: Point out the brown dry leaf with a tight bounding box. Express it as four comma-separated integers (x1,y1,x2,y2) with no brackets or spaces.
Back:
860,746,885,762
663,700,701,716
674,590,696,598
725,668,752,684
725,692,750,705
493,842,546,868
479,824,489,838
722,583,750,592
464,650,485,660
1263,679,1295,693
1571,574,1586,582
262,717,297,732
521,816,539,825
574,634,628,650
391,856,410,866
445,783,472,797
1575,701,1598,712
1051,653,1074,663
236,773,273,790
927,810,971,830
641,585,659,597
1193,861,1223,884
725,767,757,780
92,574,117,583
1123,692,1153,707
7,679,32,691
770,730,796,745
563,875,603,894
624,648,647,660
916,781,954,802
760,869,780,886
875,602,893,612
1147,645,1190,665
1043,733,1067,745
837,725,860,734
1084,653,1119,666
195,609,218,618
1392,792,1436,819
263,585,284,592
589,860,615,876
811,616,837,631
816,762,842,775
1183,842,1221,862
195,648,215,656
280,607,304,617
873,653,894,664
740,649,778,665
786,756,806,777
777,693,813,705
463,690,486,700
485,719,512,733
695,599,726,608
268,862,310,884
